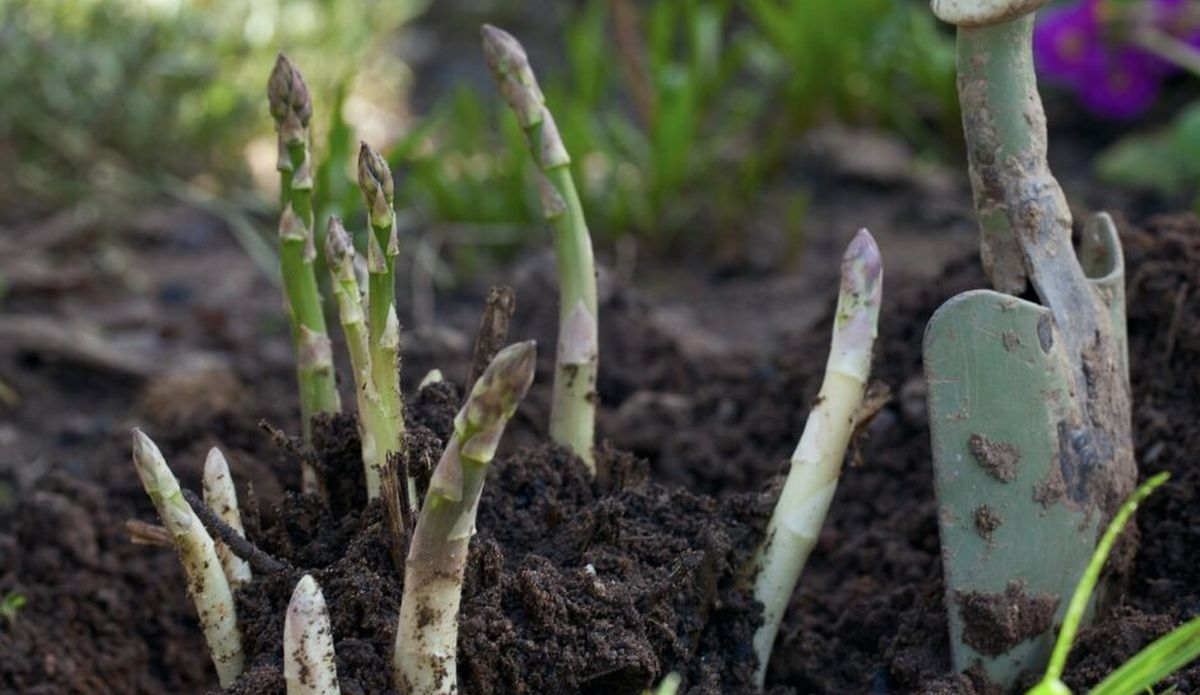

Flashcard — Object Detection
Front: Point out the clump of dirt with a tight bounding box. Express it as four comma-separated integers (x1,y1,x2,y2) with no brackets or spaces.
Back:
955,581,1060,657
967,434,1020,483
223,385,773,695
973,505,1002,541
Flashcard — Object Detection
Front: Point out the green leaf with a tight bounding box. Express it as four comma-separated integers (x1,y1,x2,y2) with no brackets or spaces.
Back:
1027,474,1172,695
1087,616,1200,695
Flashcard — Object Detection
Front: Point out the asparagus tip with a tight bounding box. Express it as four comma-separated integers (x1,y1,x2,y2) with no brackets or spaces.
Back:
203,447,228,477
480,24,545,129
267,53,312,138
842,228,883,307
357,141,395,219
131,428,165,482
325,215,353,267
460,340,537,447
286,574,324,632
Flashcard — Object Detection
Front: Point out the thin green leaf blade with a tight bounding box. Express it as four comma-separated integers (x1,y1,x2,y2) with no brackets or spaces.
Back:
1088,615,1200,695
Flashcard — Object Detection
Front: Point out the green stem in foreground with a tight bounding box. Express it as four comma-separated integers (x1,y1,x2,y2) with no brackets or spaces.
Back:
357,142,409,503
132,430,244,687
482,25,599,473
269,54,341,487
326,217,396,500
1027,473,1170,695
394,341,537,695
749,230,882,688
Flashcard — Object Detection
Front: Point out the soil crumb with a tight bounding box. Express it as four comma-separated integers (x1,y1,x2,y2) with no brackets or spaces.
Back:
967,434,1020,483
973,505,1002,541
955,581,1060,657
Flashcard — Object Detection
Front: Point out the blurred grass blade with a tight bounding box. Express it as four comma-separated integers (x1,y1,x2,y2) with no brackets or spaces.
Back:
1087,615,1200,695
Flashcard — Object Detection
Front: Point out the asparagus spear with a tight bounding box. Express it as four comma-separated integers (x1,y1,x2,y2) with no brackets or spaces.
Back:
356,143,410,503
268,53,341,490
748,230,883,687
482,25,599,474
285,574,342,695
202,447,252,589
393,341,537,694
132,430,245,687
325,217,397,500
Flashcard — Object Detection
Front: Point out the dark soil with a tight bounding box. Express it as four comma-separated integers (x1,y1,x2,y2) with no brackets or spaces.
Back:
2,211,1200,695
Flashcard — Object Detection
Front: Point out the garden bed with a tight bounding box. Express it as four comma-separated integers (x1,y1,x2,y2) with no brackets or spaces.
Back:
1,210,1198,695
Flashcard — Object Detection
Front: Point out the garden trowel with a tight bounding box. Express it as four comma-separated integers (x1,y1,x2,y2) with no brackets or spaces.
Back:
925,0,1136,690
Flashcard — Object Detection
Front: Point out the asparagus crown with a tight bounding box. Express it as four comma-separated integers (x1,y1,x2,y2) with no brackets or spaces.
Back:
325,216,355,272
931,0,1050,26
357,142,394,227
267,54,312,145
830,229,883,381
480,25,545,129
460,340,537,458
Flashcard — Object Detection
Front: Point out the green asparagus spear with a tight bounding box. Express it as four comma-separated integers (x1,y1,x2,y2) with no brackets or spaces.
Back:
268,53,341,490
482,25,599,474
393,341,537,694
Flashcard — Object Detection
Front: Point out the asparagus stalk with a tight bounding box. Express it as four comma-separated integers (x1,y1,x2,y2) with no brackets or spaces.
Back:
393,341,537,694
482,25,599,473
357,142,410,503
285,574,342,695
325,217,397,499
269,53,341,488
748,230,883,687
202,447,252,589
131,430,244,687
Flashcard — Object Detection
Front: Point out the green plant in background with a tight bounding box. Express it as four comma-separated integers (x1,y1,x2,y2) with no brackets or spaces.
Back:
394,0,959,258
0,593,26,625
1028,472,1200,695
742,0,959,154
0,0,423,229
1098,102,1200,208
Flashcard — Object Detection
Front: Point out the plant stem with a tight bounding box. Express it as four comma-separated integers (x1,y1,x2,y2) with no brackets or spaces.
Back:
132,430,244,687
202,447,252,589
748,230,882,688
482,25,599,473
269,54,341,491
393,341,537,694
285,574,342,695
358,142,409,503
326,217,397,499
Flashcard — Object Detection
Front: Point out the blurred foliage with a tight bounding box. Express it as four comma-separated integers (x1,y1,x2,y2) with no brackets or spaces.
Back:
1098,102,1200,207
743,0,959,152
394,0,959,251
1,0,961,259
0,0,424,221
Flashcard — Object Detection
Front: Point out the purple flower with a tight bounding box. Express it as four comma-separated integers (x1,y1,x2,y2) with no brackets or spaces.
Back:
1033,0,1200,118
1034,0,1101,82
1077,48,1163,118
